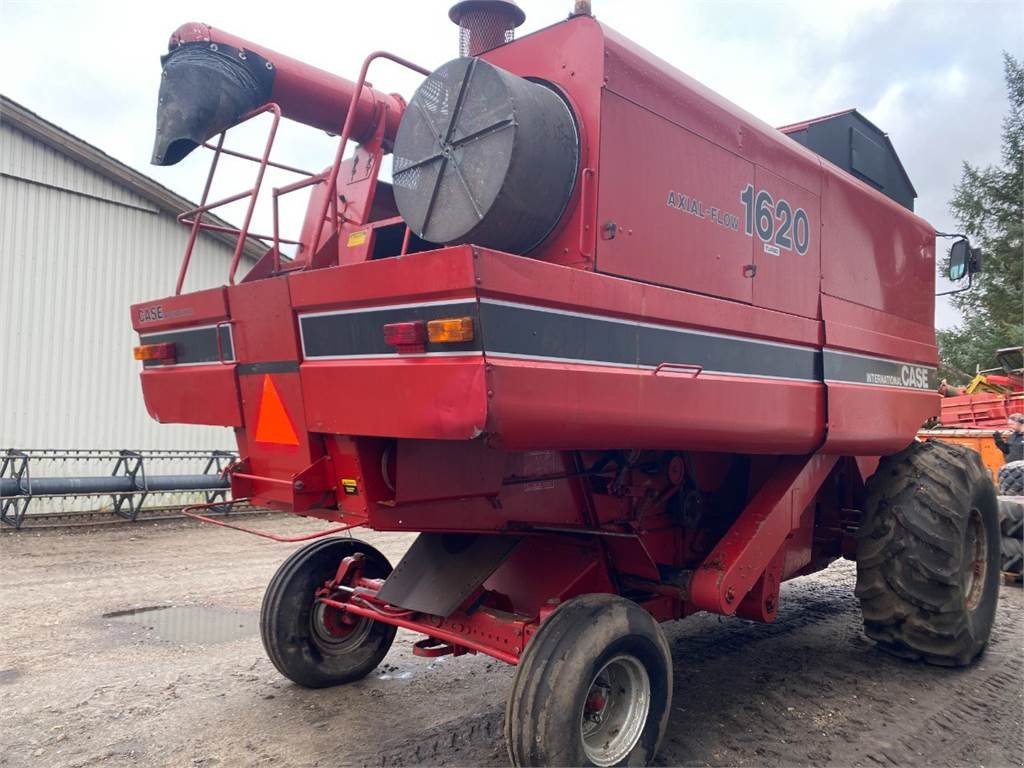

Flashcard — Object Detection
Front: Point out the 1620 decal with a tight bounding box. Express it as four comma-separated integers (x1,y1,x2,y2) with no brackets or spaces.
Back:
739,184,810,256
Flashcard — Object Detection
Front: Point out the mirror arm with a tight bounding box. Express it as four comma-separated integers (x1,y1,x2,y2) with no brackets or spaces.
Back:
936,269,975,297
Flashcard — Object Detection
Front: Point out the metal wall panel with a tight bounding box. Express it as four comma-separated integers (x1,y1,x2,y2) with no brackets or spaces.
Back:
1,123,243,452
0,122,156,211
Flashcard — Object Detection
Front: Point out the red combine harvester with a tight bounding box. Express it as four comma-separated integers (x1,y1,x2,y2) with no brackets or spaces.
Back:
131,3,999,764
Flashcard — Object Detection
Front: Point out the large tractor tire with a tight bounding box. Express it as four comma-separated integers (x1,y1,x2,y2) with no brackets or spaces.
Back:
999,496,1024,539
261,538,397,688
998,460,1024,496
855,440,1000,666
998,497,1023,577
1003,537,1023,575
505,594,672,767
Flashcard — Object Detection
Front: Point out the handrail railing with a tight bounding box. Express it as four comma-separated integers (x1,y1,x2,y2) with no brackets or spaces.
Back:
307,52,431,260
173,52,431,294
174,104,312,294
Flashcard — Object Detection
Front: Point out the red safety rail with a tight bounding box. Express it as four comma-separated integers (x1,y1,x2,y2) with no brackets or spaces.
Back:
174,53,431,293
175,104,311,294
306,52,431,261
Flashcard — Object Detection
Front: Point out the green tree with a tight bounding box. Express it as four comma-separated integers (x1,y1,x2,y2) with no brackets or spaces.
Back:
937,52,1024,382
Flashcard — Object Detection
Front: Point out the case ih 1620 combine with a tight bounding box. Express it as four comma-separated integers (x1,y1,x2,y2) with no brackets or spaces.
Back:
132,2,998,764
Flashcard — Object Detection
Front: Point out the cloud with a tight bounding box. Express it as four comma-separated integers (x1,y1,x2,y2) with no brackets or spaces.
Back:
2,0,1019,329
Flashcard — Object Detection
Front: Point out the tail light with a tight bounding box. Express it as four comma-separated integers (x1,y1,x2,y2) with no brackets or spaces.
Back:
383,321,427,353
383,317,476,353
134,342,176,362
427,317,474,343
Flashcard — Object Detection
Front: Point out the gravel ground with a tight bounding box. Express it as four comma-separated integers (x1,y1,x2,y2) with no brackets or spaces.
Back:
1,515,1021,768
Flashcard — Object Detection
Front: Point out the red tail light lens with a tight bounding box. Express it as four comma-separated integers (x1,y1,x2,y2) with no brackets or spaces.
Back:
383,321,427,353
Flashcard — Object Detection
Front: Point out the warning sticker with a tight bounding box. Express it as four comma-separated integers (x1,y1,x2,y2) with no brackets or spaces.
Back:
346,230,368,247
254,375,300,446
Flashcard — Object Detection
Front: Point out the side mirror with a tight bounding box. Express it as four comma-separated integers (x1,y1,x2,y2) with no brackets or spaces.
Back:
948,239,970,281
937,235,982,296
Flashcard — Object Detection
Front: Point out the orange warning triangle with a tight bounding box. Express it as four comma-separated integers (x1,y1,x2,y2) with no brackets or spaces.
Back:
254,375,300,446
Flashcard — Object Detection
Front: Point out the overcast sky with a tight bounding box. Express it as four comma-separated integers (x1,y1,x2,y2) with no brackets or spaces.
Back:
3,0,1020,328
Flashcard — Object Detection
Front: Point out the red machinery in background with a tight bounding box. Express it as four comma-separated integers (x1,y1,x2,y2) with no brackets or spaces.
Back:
919,346,1023,484
131,3,1000,765
937,346,1024,429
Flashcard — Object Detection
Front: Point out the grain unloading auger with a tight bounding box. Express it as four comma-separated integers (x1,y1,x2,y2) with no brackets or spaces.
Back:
131,2,999,764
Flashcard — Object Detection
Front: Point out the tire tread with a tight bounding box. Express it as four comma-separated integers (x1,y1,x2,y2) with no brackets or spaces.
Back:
855,440,1000,666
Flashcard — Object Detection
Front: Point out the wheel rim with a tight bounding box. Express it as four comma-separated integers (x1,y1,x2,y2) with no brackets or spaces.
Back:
310,600,372,655
580,654,651,766
963,508,987,611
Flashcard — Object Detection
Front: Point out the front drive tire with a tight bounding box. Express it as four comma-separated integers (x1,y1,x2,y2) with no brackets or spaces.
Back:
505,594,672,767
260,538,397,688
855,440,1000,666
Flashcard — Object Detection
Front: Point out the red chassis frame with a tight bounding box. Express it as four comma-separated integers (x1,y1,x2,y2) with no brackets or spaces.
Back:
182,444,858,666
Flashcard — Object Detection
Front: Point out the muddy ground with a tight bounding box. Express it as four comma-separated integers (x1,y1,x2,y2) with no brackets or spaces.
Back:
1,515,1021,768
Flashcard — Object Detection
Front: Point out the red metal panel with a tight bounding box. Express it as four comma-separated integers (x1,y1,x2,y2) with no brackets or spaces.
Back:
394,439,506,504
140,365,241,427
368,478,584,532
300,358,488,440
596,90,754,303
598,18,932,330
322,435,385,521
485,358,824,453
751,166,821,319
228,278,323,506
820,294,938,454
235,371,320,506
131,287,228,333
483,536,614,617
822,385,937,455
475,249,822,348
288,245,478,312
822,294,937,366
483,16,606,269
227,278,300,363
600,25,823,194
821,170,935,325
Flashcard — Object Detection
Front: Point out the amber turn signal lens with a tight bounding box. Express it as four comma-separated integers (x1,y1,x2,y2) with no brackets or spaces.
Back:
133,342,176,361
427,317,474,343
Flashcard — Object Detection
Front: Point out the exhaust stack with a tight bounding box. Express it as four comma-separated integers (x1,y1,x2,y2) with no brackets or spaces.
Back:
448,0,525,57
153,23,406,166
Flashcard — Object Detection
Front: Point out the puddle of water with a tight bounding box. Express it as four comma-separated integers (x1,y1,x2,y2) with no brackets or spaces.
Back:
103,605,258,644
377,670,414,680
0,668,20,684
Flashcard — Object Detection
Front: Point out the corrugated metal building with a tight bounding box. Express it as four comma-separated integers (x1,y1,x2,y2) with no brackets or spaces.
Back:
0,95,261,452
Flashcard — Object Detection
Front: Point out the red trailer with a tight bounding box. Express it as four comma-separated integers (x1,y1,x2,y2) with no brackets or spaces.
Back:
131,3,999,764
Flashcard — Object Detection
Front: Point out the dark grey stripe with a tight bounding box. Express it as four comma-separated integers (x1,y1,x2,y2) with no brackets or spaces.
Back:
140,325,233,367
298,299,822,382
480,302,822,381
823,349,938,391
237,360,300,376
300,301,481,358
